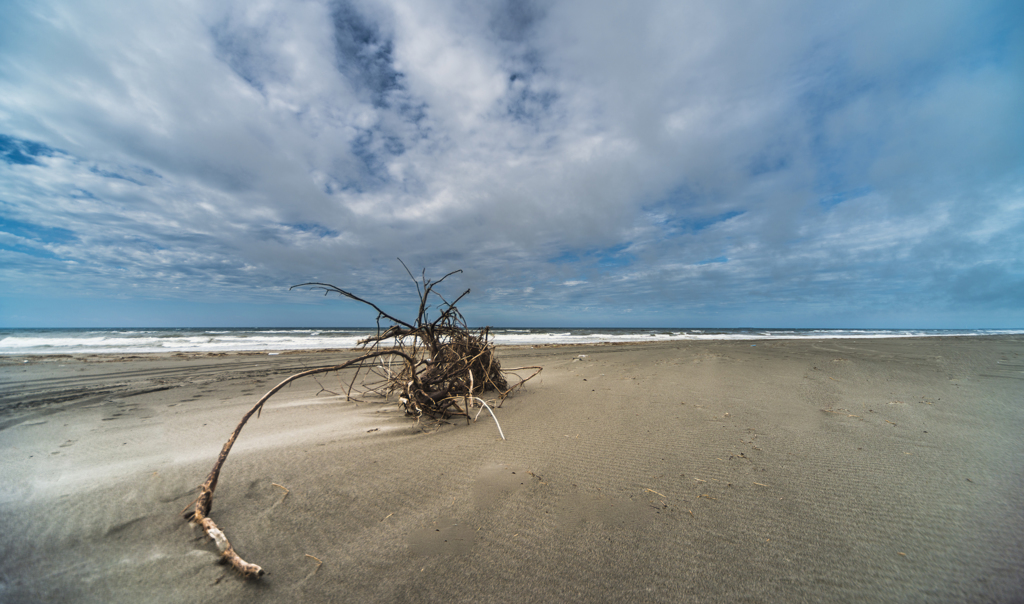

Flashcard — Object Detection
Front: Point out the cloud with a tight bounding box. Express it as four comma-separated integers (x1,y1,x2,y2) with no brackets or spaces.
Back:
0,0,1021,326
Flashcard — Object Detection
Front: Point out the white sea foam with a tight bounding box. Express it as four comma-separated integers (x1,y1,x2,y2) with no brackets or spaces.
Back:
0,328,1020,355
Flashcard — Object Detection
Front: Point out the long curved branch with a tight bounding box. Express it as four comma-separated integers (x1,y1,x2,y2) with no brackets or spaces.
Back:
184,349,418,578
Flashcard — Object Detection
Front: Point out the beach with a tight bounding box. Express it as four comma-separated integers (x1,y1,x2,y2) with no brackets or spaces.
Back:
1,337,1022,602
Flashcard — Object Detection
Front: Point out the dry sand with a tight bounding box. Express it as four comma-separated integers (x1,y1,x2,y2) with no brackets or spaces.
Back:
1,337,1022,603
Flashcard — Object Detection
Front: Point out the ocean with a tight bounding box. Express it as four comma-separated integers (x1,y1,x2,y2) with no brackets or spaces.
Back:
1,327,1020,355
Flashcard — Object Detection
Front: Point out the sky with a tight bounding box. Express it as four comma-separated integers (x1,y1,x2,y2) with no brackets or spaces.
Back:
1,0,1022,328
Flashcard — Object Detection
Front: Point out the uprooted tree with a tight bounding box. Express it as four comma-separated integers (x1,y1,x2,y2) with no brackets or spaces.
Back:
182,264,541,578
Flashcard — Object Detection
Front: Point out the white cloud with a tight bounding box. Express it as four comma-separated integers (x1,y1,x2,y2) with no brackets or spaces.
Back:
1,0,1022,325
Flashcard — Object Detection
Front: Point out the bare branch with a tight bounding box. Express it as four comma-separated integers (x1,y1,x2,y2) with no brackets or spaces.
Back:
290,283,413,329
185,264,541,580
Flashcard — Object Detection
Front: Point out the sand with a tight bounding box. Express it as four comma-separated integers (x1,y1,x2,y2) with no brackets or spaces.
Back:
1,337,1022,603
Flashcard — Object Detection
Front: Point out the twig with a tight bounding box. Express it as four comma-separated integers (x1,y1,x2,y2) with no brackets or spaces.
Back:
473,397,505,440
290,282,413,330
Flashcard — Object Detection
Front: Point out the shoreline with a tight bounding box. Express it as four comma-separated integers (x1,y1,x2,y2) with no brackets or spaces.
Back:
1,336,1022,602
4,328,1021,358
2,331,1020,359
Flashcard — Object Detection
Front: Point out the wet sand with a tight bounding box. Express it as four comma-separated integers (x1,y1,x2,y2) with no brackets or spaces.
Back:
1,337,1022,602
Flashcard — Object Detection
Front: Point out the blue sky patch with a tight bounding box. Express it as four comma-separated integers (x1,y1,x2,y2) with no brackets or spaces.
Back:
0,216,77,245
818,187,872,209
0,134,62,166
285,223,341,238
331,2,403,108
697,256,728,265
551,243,635,268
89,166,145,185
653,210,744,233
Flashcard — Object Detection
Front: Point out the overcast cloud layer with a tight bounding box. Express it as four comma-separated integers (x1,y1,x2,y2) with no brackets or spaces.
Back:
1,0,1022,327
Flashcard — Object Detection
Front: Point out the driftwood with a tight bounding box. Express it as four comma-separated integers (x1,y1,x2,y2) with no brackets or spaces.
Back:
183,265,541,578
294,265,530,417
